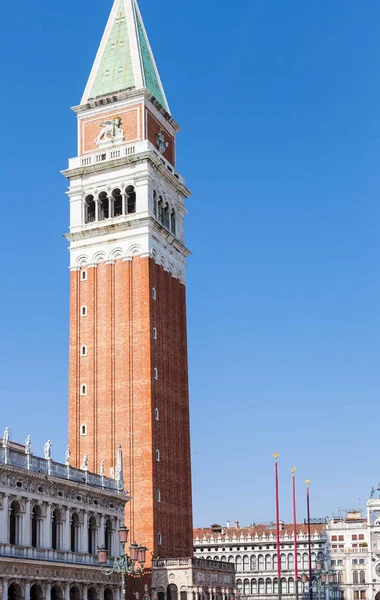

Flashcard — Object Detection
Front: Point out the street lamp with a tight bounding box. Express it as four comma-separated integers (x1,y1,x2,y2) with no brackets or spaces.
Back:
98,525,148,600
301,564,334,600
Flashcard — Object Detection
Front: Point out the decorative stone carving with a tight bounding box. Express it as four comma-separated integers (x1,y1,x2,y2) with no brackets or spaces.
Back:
156,131,169,155
94,117,125,147
44,440,53,460
3,427,9,447
65,446,71,466
81,454,89,471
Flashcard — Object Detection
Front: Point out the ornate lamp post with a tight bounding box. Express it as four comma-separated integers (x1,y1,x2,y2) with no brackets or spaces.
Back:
98,525,148,600
301,561,334,600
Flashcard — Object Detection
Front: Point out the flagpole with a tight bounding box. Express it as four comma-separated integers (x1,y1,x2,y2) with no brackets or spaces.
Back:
292,468,299,600
274,453,281,600
306,479,313,600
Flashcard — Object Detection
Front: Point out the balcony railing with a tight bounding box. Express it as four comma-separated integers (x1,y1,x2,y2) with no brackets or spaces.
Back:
0,544,115,566
153,558,235,571
67,140,184,184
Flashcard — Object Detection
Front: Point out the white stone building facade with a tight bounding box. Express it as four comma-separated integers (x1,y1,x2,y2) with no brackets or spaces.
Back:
193,522,328,600
326,501,380,600
0,438,127,600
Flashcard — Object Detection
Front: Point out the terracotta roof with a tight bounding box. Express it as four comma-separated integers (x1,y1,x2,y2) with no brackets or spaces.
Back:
193,524,325,542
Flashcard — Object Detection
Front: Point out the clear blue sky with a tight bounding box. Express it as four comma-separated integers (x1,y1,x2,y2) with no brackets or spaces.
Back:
1,0,379,529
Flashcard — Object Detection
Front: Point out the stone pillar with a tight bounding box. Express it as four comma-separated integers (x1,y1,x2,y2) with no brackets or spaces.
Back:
64,583,70,600
23,498,31,547
45,583,51,600
1,495,9,543
2,580,8,600
112,517,119,558
25,582,31,600
99,515,105,548
64,508,71,551
44,503,52,549
83,585,88,600
82,512,88,555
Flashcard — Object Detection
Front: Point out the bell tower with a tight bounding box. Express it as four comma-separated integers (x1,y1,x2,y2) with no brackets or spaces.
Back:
63,0,193,559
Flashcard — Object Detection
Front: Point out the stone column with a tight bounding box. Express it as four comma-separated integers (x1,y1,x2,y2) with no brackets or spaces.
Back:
45,583,51,600
23,498,31,547
2,580,8,600
25,582,31,600
95,199,99,222
82,512,88,555
64,508,71,551
1,494,9,543
83,585,88,600
99,515,105,548
44,503,52,549
64,583,70,600
112,517,119,558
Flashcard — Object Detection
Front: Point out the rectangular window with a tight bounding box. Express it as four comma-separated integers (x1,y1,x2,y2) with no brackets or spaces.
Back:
338,560,343,566
332,545,337,549
359,534,364,540
353,560,358,565
353,544,358,548
332,536,337,541
331,560,336,566
339,535,344,541
339,545,344,549
360,592,366,600
359,559,365,565
354,592,359,600
352,535,357,541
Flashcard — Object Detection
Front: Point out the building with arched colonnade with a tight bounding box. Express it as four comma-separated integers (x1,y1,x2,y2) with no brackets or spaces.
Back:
0,434,127,600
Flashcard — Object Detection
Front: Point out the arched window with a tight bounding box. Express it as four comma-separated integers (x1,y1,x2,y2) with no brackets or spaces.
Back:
30,584,44,600
163,203,170,229
157,489,161,503
153,191,158,217
258,579,264,595
297,552,302,569
236,581,242,592
155,408,159,421
85,195,96,224
281,578,287,593
81,345,87,357
236,555,242,570
171,209,176,235
359,571,365,584
81,270,87,281
228,555,234,564
265,554,271,570
105,518,113,555
52,508,63,550
273,579,278,594
273,554,278,571
154,368,158,380
158,532,162,545
31,504,43,548
281,553,286,570
243,580,249,595
81,306,87,317
251,580,257,594
98,192,109,221
265,579,272,594
288,553,294,570
250,555,257,570
258,554,264,570
317,551,324,562
126,185,136,214
156,449,160,462
353,571,358,584
112,189,123,217
302,553,308,569
221,556,227,562
288,579,295,594
71,512,80,552
153,327,157,339
8,583,22,600
88,516,97,554
311,552,316,569
243,555,249,571
80,424,87,436
9,500,22,545
81,384,87,396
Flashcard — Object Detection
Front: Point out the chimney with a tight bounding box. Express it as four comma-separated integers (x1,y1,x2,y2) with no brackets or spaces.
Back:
226,520,230,529
234,520,239,529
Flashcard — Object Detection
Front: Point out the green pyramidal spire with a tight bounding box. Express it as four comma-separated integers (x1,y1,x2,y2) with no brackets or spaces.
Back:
81,0,169,113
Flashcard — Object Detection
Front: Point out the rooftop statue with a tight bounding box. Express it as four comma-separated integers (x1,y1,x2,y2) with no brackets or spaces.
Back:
44,440,53,460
